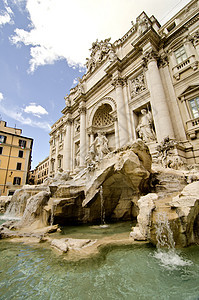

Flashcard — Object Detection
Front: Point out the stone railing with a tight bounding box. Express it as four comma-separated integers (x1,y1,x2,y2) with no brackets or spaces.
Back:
173,55,198,80
186,117,199,139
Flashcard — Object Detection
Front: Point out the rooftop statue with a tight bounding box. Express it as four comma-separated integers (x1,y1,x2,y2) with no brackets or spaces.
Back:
86,38,117,73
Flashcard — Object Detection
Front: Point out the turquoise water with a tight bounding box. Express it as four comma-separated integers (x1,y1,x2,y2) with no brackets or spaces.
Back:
0,222,199,300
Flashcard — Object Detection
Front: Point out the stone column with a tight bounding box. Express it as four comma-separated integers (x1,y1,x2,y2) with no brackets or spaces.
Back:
55,131,59,172
123,81,133,141
114,116,120,149
64,117,72,171
79,102,87,167
159,56,187,141
112,77,129,147
144,50,174,142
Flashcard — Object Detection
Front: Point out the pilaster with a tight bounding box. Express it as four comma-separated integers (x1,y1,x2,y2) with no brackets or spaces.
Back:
112,77,129,147
64,117,72,171
79,101,87,167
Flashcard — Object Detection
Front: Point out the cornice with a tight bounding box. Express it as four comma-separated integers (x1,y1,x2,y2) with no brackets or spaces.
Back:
132,27,161,52
162,13,199,48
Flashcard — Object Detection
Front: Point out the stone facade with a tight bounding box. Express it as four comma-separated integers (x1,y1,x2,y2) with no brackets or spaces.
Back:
0,121,33,196
49,0,199,176
34,157,49,185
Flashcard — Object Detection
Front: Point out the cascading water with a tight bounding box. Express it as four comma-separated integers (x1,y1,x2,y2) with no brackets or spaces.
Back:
0,191,28,221
50,203,57,226
153,213,192,270
99,186,108,228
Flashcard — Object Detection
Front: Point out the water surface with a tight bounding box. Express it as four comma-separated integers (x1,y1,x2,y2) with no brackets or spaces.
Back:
0,221,199,300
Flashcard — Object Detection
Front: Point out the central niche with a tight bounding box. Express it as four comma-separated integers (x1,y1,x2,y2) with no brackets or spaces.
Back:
92,103,115,150
92,104,113,128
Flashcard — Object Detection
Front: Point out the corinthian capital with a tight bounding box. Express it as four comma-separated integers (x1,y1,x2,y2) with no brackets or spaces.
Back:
142,50,159,64
112,77,126,88
66,118,73,125
78,101,86,114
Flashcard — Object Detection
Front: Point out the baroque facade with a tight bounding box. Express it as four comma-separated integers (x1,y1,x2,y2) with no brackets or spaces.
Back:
49,0,199,176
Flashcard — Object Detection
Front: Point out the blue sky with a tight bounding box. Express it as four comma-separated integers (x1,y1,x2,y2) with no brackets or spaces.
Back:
0,0,191,169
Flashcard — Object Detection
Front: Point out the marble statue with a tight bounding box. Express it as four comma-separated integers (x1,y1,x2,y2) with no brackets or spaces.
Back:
136,109,156,142
90,132,110,161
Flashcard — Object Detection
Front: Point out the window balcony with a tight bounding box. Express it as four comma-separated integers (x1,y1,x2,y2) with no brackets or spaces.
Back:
186,117,199,139
173,55,198,80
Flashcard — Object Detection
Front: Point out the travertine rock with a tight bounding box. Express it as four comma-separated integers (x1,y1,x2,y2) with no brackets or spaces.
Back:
51,238,96,253
130,193,157,240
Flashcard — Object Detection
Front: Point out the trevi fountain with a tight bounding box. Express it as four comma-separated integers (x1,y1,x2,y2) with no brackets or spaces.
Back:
0,138,199,299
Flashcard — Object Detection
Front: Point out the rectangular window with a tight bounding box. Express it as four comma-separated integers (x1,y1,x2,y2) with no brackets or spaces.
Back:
16,162,22,170
13,177,21,185
18,150,23,158
174,46,187,64
0,135,6,144
19,139,26,149
0,147,2,155
189,97,199,119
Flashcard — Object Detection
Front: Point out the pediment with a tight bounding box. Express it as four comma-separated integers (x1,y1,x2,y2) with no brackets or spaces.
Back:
178,84,199,98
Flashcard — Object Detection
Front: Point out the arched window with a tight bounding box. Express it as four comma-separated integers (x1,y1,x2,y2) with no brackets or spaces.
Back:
92,104,113,127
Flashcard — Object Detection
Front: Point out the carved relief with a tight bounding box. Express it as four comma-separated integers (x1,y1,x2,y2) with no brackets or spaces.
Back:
86,38,117,73
130,73,146,97
136,109,156,143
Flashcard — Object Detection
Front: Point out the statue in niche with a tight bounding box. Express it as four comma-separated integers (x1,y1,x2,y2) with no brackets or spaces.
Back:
90,132,110,162
75,145,80,167
74,119,80,133
136,109,156,143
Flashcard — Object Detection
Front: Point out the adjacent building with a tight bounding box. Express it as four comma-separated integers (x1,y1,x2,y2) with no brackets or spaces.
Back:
49,0,199,176
0,121,33,196
34,157,49,185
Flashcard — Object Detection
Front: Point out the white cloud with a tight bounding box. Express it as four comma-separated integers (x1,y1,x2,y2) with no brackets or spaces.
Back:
0,104,51,131
10,0,191,73
0,1,14,26
24,102,48,118
0,92,4,102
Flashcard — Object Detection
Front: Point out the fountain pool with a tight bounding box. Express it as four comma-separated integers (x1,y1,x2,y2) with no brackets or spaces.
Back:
0,221,199,300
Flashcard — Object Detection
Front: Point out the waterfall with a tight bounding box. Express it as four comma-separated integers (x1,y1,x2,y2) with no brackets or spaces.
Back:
99,186,108,228
155,213,175,250
1,191,28,221
50,204,57,226
153,213,192,269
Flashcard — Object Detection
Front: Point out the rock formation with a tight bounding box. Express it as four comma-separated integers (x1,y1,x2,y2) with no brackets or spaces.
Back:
1,139,199,249
0,140,151,231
